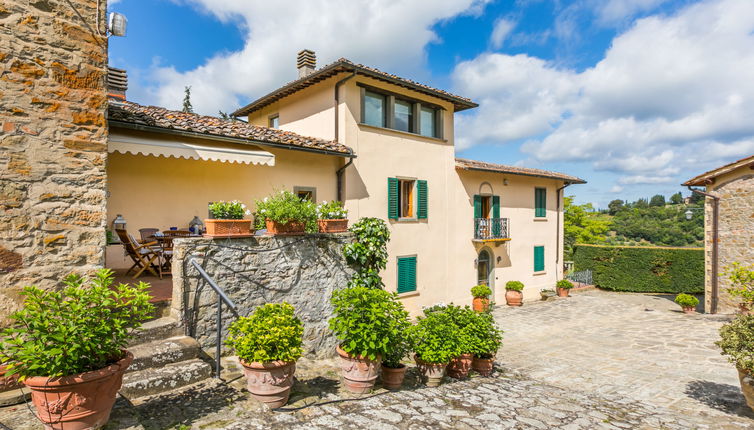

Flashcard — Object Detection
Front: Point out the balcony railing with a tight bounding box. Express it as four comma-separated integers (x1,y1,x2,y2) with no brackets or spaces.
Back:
474,218,510,241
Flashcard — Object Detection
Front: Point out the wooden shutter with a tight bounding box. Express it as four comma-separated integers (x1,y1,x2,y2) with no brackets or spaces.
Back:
473,195,482,219
534,246,545,272
397,256,417,293
492,196,501,236
417,180,428,219
388,178,399,219
535,188,546,217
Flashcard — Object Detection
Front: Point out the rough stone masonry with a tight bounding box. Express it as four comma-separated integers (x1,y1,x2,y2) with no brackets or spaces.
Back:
0,0,108,322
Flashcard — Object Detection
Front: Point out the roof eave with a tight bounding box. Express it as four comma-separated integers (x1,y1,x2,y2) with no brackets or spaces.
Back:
456,165,586,184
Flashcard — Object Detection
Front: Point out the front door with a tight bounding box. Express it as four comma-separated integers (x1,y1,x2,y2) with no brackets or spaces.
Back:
477,250,493,300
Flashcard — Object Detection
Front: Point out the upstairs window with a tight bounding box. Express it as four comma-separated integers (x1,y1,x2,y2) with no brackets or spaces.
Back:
388,177,428,220
420,106,438,138
363,91,386,127
394,99,414,133
269,114,279,129
360,85,442,139
535,188,547,217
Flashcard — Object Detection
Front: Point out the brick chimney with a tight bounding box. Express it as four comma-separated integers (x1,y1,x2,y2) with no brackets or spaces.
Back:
107,67,128,100
297,49,316,78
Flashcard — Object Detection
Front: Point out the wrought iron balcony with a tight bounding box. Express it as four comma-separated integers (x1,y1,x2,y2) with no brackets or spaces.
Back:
474,218,510,241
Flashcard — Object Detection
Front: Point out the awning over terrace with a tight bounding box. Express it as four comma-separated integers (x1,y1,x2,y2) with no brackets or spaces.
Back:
108,132,275,166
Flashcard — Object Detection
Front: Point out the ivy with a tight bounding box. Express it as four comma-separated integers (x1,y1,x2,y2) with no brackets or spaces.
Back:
342,217,390,289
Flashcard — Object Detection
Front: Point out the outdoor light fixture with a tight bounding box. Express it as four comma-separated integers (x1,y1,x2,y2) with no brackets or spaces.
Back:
503,178,509,186
685,209,693,220
108,12,127,37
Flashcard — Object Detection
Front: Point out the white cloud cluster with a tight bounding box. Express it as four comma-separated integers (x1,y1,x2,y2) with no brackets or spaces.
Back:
454,0,754,187
490,18,516,49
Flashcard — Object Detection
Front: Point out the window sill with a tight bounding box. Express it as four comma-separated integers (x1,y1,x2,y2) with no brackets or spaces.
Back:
359,123,447,143
396,217,419,223
397,291,419,298
533,218,548,222
533,271,547,276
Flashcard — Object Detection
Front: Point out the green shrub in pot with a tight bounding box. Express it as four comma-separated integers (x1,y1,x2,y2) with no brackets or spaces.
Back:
408,306,462,386
254,190,317,233
556,279,574,290
467,310,503,376
505,281,524,291
717,315,754,411
674,293,699,311
471,285,492,298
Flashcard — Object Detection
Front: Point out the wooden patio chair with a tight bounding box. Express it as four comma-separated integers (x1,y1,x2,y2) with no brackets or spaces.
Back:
115,229,162,279
138,228,159,242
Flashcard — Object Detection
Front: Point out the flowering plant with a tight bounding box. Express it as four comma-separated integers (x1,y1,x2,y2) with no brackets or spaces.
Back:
208,200,250,220
254,190,317,231
316,200,348,220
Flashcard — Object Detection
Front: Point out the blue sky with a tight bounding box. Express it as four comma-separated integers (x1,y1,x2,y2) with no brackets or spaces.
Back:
108,0,754,208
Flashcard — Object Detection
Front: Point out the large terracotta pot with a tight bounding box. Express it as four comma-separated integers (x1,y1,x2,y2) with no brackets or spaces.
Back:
414,356,446,387
337,346,380,394
472,297,490,312
266,219,306,236
0,364,22,392
317,219,348,233
446,354,473,379
24,351,133,430
204,219,252,236
239,359,296,409
505,290,523,307
380,364,407,390
556,287,570,297
738,368,754,411
472,356,494,377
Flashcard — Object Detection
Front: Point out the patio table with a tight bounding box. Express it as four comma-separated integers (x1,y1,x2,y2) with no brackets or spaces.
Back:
150,233,201,275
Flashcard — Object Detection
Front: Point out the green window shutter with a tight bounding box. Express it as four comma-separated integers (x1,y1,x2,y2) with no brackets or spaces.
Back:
417,180,428,219
473,195,482,218
492,196,501,236
397,256,417,293
535,188,546,217
388,178,399,219
534,246,545,272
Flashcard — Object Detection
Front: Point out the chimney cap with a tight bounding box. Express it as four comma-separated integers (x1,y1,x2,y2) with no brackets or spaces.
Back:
296,50,316,78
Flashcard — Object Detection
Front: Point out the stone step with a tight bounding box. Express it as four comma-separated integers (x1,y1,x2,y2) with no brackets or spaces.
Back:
120,358,213,399
128,336,200,373
146,299,172,321
129,317,183,346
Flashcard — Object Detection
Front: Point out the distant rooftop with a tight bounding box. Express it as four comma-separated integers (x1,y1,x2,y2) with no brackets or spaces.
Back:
455,158,587,184
682,154,754,186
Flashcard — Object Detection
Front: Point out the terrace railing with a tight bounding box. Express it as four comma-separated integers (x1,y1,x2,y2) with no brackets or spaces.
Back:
474,218,510,241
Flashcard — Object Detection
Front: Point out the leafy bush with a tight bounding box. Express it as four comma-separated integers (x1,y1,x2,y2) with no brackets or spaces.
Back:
0,269,154,378
674,293,699,308
573,244,703,293
717,315,754,374
208,200,250,219
316,200,348,220
408,308,462,364
467,311,503,358
226,303,304,363
471,285,492,298
725,262,754,307
556,279,574,290
342,218,390,289
255,191,317,231
329,287,408,361
441,305,477,354
505,281,524,292
382,304,412,368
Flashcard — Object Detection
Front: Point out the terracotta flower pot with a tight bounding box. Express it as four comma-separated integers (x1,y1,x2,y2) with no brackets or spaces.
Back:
414,356,447,387
446,354,473,379
24,351,133,430
556,287,570,297
380,363,407,390
472,356,494,376
265,219,306,236
505,290,523,307
0,364,22,392
337,346,380,394
204,219,252,236
682,306,696,314
738,368,754,411
317,219,348,233
472,297,490,312
239,359,296,409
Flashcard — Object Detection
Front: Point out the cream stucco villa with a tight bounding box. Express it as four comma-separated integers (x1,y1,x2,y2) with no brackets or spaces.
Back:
106,50,585,312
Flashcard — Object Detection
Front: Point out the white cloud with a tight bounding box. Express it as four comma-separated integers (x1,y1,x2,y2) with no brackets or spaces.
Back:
609,185,624,193
141,0,490,115
595,0,669,26
454,0,754,185
490,18,516,49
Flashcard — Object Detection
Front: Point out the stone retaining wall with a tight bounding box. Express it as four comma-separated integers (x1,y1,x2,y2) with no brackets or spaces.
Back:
171,234,354,359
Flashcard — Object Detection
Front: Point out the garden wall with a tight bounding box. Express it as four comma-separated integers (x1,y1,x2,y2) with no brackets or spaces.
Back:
171,234,354,359
573,244,704,294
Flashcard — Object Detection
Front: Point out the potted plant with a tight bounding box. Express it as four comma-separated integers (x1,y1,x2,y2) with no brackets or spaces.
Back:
725,263,754,314
540,289,556,301
471,285,492,312
255,191,316,236
674,294,699,314
380,305,412,390
468,311,503,376
316,200,349,233
206,200,252,236
407,306,461,387
505,281,524,306
556,279,574,297
716,315,754,411
226,303,303,408
443,305,476,379
329,286,407,393
0,269,153,429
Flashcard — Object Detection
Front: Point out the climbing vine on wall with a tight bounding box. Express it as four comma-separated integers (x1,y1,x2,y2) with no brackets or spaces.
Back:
342,217,390,289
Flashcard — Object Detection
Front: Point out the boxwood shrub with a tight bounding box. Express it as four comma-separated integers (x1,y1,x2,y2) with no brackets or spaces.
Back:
573,244,703,294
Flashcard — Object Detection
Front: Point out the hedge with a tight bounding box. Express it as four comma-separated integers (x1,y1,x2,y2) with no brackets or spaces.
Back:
573,244,704,294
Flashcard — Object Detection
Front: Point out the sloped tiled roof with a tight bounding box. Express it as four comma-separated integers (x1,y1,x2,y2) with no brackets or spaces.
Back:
455,158,586,184
108,101,353,156
682,154,754,186
232,58,478,117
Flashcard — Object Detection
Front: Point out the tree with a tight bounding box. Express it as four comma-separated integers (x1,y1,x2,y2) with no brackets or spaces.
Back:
669,192,683,205
218,110,230,120
633,198,649,209
564,196,611,257
607,199,624,215
649,194,666,207
182,86,193,113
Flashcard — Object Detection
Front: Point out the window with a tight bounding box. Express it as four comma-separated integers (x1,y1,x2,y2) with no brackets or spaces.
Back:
360,86,442,139
535,188,546,217
394,99,413,132
397,256,417,293
534,246,545,272
294,186,316,202
363,91,386,127
400,179,415,217
420,106,437,138
269,114,279,129
388,178,428,220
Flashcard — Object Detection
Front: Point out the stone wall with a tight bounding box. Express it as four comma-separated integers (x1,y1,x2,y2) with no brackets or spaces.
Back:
171,234,354,359
0,0,108,321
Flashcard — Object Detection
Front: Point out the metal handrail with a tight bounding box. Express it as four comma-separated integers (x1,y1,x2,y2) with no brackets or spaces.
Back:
189,258,238,378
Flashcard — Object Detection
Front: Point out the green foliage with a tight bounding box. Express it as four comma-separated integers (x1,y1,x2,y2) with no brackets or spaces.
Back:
466,311,503,358
182,86,193,113
226,303,304,363
674,293,699,308
717,315,754,374
609,203,703,247
255,190,317,232
505,281,524,292
441,305,477,354
342,218,390,289
329,287,408,361
607,199,624,215
573,244,703,293
0,269,154,378
382,302,413,368
725,262,754,307
316,200,348,220
407,307,462,364
208,200,250,220
649,194,666,207
564,196,612,257
471,284,492,298
556,279,574,290
670,192,683,205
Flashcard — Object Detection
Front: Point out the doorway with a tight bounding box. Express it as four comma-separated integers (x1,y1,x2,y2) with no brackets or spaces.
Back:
477,249,494,300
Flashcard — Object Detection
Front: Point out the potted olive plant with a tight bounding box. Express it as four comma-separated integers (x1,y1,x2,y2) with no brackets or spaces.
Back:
407,306,462,387
380,307,412,390
468,311,503,376
226,303,303,408
556,279,574,297
674,294,699,314
471,285,491,312
329,287,407,393
0,269,153,429
725,263,754,314
443,305,477,379
505,281,524,306
316,200,349,233
716,315,754,411
255,190,317,235
206,200,253,236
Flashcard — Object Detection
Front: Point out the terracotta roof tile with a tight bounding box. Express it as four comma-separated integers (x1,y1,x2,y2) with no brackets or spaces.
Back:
455,158,586,184
682,154,754,186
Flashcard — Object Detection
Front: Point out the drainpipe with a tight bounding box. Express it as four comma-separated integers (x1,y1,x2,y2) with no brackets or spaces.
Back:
336,149,354,202
556,182,571,279
334,71,357,203
687,185,720,314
